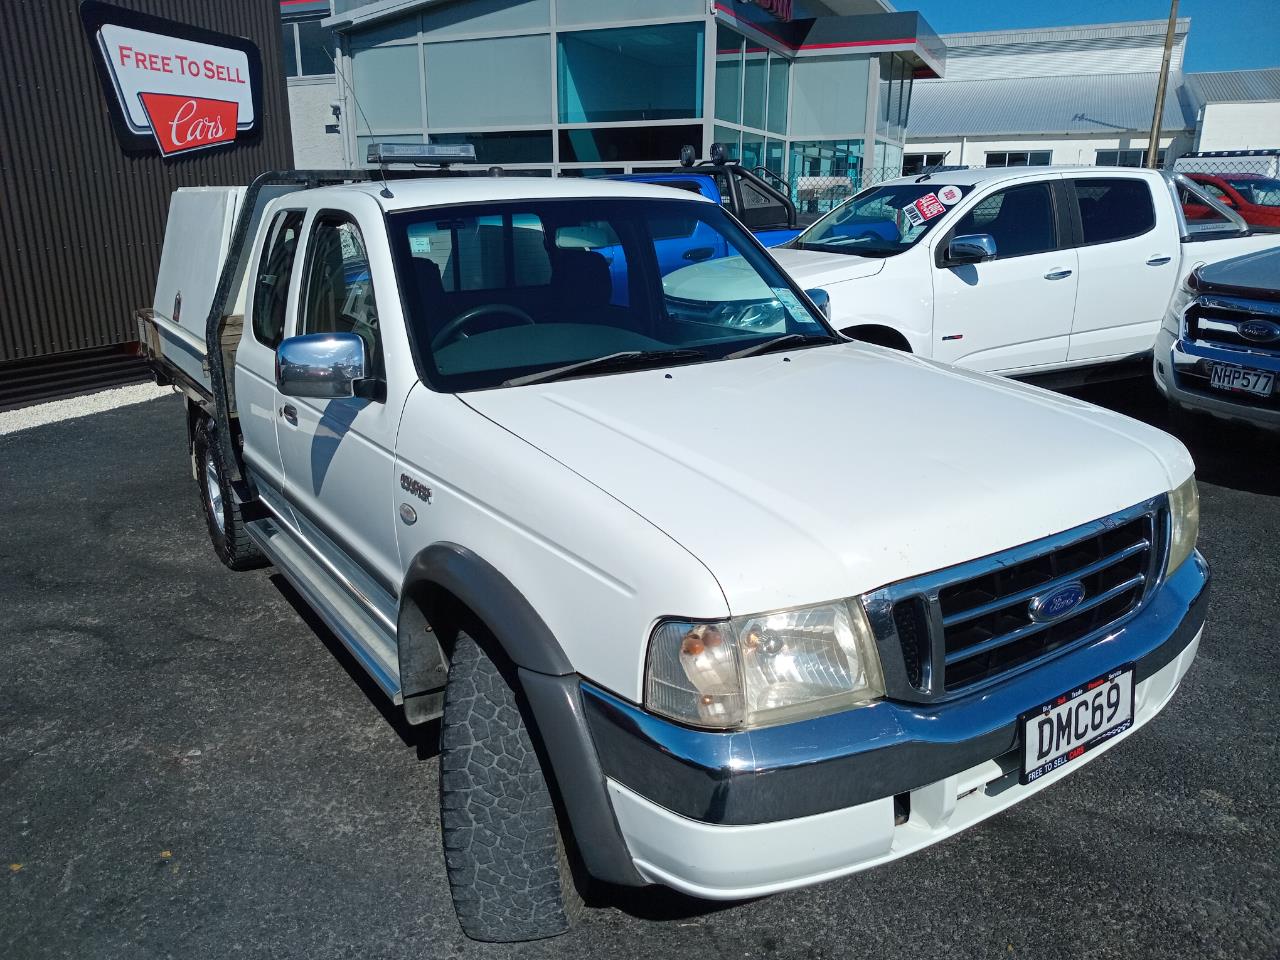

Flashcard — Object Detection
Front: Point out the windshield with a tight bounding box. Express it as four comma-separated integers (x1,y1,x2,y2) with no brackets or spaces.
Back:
1225,177,1280,207
791,182,973,257
387,198,833,391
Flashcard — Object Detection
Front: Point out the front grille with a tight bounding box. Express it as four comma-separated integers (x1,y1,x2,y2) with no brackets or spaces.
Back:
863,498,1167,701
1186,294,1280,352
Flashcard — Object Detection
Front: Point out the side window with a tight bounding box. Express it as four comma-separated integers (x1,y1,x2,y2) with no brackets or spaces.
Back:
736,176,788,228
953,183,1057,259
1200,182,1229,202
251,210,305,348
739,178,777,210
302,216,383,376
1073,178,1156,245
1177,182,1243,237
406,214,553,292
553,219,630,307
710,172,733,205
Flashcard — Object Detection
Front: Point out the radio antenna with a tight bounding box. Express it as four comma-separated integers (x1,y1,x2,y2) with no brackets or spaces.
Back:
326,49,393,198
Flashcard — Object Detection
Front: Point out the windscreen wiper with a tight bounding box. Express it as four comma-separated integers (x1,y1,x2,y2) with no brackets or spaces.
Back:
724,333,838,360
502,349,707,387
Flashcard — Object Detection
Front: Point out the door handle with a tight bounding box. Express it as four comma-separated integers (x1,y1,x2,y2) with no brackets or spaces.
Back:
280,404,298,426
1146,255,1172,266
1044,268,1073,280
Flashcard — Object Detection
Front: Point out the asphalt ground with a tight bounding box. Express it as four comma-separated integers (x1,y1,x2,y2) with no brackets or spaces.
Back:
2,381,1278,960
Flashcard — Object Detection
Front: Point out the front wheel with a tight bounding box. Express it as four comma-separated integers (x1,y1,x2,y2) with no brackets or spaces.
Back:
192,416,266,571
440,630,584,942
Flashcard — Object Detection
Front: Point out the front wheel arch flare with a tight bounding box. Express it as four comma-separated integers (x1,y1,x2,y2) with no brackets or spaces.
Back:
399,543,574,681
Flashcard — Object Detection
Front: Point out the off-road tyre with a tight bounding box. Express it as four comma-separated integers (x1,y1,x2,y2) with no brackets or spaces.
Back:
193,416,266,571
440,630,584,942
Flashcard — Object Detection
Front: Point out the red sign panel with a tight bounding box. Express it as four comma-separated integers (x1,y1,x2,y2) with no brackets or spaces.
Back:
139,93,238,156
915,193,946,221
755,0,793,21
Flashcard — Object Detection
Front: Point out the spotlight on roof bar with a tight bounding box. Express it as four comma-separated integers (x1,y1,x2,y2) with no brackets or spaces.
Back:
366,142,478,166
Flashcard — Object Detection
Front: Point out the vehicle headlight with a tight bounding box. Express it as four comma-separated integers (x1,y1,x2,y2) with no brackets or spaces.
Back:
644,601,885,730
1163,267,1201,337
718,298,785,330
1166,474,1200,576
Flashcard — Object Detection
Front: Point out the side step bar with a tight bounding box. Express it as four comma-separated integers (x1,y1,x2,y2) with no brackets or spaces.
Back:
246,516,402,703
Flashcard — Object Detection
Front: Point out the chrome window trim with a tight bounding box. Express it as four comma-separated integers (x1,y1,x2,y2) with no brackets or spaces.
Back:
861,495,1170,704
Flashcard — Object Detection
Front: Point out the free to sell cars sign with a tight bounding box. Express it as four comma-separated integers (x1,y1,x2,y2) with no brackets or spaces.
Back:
81,1,263,158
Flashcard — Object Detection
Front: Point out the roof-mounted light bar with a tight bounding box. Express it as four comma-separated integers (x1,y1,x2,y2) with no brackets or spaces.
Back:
366,142,477,166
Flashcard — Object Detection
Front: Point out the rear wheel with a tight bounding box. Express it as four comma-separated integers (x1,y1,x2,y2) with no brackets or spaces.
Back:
192,416,265,571
440,630,584,942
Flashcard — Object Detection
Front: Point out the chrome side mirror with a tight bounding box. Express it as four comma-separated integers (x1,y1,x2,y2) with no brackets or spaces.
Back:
275,332,367,399
806,287,831,319
947,234,997,265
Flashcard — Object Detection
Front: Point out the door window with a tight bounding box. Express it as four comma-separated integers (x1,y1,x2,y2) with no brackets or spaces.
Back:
252,210,305,348
1072,179,1156,245
1177,181,1246,238
1199,181,1229,202
953,183,1058,259
302,216,383,376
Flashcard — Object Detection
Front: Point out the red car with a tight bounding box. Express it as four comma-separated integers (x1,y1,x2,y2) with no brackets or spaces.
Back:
1184,172,1280,232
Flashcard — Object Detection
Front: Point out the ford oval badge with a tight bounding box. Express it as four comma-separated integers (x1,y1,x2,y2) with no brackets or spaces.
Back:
1239,319,1280,343
1028,582,1087,623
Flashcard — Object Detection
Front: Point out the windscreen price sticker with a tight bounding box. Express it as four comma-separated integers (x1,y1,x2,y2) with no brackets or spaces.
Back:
903,193,946,227
938,185,963,205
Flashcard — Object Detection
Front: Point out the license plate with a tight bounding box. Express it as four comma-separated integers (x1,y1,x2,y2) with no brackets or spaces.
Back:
1021,666,1134,784
1208,362,1275,397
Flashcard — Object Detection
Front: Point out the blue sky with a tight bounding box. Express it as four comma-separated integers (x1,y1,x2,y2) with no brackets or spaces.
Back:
907,0,1280,72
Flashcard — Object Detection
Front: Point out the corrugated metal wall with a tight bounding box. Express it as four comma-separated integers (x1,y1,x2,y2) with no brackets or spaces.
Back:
0,0,294,364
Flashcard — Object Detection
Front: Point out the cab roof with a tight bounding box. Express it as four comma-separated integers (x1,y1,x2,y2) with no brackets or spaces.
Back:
301,175,713,212
874,165,1170,190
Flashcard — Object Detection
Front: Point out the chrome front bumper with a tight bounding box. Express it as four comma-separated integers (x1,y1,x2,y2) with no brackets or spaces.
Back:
584,551,1209,827
1156,328,1280,430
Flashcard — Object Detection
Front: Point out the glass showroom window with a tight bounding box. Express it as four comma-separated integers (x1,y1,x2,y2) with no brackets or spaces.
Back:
560,125,704,163
790,140,864,216
714,24,789,177
870,141,904,186
281,18,336,78
351,42,423,134
986,151,1053,167
558,22,704,123
876,54,912,143
426,35,552,128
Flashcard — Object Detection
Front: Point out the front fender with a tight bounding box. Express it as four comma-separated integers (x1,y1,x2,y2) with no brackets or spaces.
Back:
400,541,574,679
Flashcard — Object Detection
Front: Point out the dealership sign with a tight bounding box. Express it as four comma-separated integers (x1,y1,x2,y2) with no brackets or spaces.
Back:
740,0,794,21
80,1,263,158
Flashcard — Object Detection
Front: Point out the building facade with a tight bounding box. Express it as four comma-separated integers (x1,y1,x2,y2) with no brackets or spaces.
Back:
1188,68,1280,153
281,0,346,167
302,0,943,210
0,0,294,403
903,20,1280,174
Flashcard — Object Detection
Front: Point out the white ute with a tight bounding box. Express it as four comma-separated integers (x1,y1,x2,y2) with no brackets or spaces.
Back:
767,166,1280,381
138,150,1210,942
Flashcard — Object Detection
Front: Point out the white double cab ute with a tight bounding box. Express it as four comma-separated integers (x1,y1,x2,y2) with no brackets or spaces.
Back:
767,165,1280,381
138,147,1209,942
